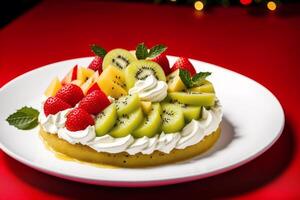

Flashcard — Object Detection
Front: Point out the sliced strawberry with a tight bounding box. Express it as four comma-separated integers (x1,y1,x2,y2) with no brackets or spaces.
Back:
65,108,94,131
71,65,78,81
87,83,101,95
171,57,196,76
88,56,103,74
150,53,171,75
55,84,84,107
44,97,71,116
78,90,110,115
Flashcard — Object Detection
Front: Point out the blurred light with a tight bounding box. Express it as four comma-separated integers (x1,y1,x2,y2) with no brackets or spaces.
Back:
267,1,277,11
170,0,176,2
240,0,252,5
194,1,204,11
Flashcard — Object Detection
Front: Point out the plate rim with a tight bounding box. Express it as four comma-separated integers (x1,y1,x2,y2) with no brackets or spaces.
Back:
0,56,285,186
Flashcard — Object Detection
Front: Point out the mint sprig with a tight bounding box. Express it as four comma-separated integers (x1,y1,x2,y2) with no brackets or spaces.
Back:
179,69,211,88
135,43,167,60
6,107,39,130
90,44,107,58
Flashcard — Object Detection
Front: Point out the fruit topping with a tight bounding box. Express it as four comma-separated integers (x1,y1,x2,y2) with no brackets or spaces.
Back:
109,108,144,138
78,90,110,115
86,82,101,95
95,103,117,136
171,57,196,76
81,71,99,95
44,97,71,116
44,77,62,97
150,53,171,75
55,84,84,107
103,49,137,71
125,60,166,89
168,92,215,106
115,94,140,116
161,103,185,133
65,108,94,131
61,65,78,85
140,101,152,114
88,44,107,73
167,69,186,92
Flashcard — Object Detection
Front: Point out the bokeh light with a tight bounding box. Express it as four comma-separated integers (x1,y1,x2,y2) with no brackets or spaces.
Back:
267,1,277,11
194,1,204,11
240,0,252,5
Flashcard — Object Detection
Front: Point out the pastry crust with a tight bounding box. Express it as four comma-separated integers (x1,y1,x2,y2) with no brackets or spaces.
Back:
40,127,221,168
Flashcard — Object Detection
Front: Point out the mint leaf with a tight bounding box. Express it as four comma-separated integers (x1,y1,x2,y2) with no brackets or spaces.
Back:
135,43,149,59
179,69,193,88
192,72,211,86
6,107,39,130
90,44,107,58
148,44,167,59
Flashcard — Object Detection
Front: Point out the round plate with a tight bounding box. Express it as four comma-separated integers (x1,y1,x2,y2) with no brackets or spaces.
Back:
0,56,284,187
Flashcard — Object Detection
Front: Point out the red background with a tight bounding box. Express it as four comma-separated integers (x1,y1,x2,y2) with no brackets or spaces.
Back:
0,0,300,199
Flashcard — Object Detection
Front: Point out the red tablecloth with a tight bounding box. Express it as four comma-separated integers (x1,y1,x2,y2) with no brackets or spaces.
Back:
1,0,300,199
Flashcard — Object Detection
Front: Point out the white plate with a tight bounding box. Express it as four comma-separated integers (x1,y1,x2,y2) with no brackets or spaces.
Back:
0,56,284,187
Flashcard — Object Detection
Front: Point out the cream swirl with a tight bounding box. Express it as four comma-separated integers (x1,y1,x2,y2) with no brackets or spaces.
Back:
128,75,168,102
58,126,96,145
39,101,222,155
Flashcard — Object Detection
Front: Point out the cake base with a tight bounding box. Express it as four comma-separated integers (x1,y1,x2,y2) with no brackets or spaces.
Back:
40,127,221,168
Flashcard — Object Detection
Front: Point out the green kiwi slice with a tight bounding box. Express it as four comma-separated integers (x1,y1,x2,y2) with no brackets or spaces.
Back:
168,92,215,106
102,48,137,71
115,94,140,116
187,80,215,93
109,108,144,138
125,60,166,89
161,103,185,133
95,103,117,136
132,103,162,138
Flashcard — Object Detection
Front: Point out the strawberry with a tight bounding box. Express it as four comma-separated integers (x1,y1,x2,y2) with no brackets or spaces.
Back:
171,57,196,76
65,108,94,131
71,65,78,81
44,97,71,116
150,53,171,75
87,83,101,95
55,84,84,107
78,90,110,115
88,56,103,74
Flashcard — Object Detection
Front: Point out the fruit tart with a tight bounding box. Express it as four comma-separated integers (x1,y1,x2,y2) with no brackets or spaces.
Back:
38,43,222,167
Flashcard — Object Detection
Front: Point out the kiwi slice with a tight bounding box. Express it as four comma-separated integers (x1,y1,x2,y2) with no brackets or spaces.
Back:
102,49,137,71
95,103,117,136
125,60,166,89
188,80,215,93
168,92,215,106
109,108,144,138
115,94,140,116
161,103,185,133
132,103,162,138
172,101,201,122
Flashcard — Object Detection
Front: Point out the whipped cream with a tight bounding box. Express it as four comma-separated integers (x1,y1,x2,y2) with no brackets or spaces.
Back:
39,100,222,155
128,75,168,102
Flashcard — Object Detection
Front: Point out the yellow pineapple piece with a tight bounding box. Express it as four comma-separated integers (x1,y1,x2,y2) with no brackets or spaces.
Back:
96,73,127,98
167,70,186,92
77,67,95,83
100,65,126,89
81,71,99,95
44,77,62,97
141,101,152,114
189,80,215,93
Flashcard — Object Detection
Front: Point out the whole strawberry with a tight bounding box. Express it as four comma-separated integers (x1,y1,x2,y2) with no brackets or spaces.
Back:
150,53,171,75
171,57,196,76
65,108,94,131
55,84,84,107
88,56,103,74
44,97,71,116
78,90,110,115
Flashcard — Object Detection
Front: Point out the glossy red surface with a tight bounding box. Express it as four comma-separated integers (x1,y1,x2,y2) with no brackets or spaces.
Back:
0,0,299,199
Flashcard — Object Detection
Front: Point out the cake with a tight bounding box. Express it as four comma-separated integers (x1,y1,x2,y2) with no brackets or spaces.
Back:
38,43,223,167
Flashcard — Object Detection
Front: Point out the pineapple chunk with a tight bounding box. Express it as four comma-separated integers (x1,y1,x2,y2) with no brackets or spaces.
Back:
44,77,62,97
141,101,152,114
167,70,186,92
96,73,127,99
100,66,126,89
77,67,95,83
81,71,99,95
